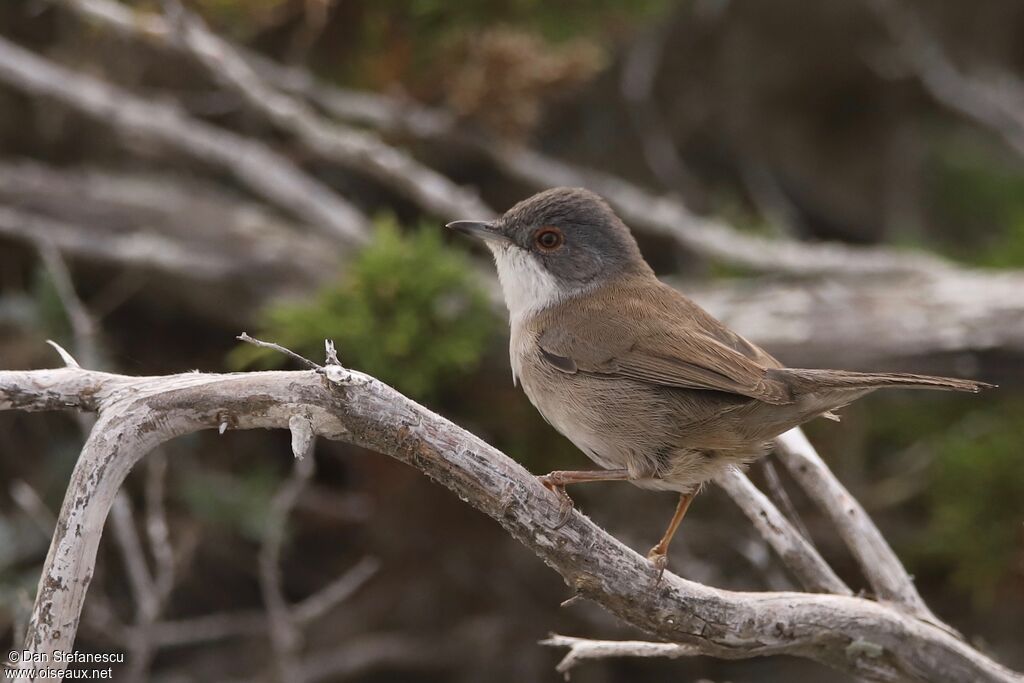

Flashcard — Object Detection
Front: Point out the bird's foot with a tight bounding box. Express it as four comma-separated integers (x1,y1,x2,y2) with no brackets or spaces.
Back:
537,474,575,529
646,545,669,585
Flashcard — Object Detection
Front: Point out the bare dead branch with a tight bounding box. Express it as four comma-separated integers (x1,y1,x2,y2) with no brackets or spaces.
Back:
715,467,851,595
133,556,379,650
163,3,495,223
290,556,380,625
0,35,368,244
109,496,165,682
109,496,159,623
0,160,339,289
259,431,317,682
0,204,239,283
53,0,950,277
1,361,1020,682
685,270,1024,368
35,249,173,683
541,634,701,677
144,455,176,606
759,456,812,540
867,0,1024,159
619,20,702,198
774,429,939,626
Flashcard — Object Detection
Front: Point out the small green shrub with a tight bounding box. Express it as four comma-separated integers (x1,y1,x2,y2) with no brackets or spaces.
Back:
920,402,1024,603
926,136,1024,268
230,216,497,401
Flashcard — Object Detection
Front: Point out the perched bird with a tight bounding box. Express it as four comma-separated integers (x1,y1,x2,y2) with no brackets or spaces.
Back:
448,187,992,574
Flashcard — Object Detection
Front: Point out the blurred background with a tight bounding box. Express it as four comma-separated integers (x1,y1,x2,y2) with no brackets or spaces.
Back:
1,0,1022,681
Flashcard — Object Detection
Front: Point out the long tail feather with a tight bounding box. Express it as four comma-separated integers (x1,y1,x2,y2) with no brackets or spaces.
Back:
776,368,996,394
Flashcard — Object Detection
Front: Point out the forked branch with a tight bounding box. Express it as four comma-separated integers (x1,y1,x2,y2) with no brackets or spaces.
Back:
0,343,1019,683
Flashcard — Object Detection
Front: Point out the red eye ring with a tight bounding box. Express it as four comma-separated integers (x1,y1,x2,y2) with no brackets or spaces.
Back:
535,227,564,251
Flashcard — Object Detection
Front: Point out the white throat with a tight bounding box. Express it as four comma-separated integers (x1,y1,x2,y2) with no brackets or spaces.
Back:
489,244,563,322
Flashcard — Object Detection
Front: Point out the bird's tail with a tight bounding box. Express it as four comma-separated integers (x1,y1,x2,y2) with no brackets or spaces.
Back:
776,368,995,394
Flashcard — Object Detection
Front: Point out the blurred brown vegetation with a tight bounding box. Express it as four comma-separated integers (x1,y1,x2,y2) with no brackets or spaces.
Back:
1,0,1023,681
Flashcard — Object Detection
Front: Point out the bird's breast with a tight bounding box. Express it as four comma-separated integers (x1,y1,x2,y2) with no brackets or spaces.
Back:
508,321,660,473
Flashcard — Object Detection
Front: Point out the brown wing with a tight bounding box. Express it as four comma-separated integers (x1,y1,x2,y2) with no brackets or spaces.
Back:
535,280,793,405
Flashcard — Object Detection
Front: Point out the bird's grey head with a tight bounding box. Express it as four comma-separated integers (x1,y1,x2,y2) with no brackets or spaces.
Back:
447,187,650,320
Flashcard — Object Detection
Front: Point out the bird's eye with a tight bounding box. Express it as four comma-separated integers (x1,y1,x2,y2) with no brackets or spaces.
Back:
535,227,564,251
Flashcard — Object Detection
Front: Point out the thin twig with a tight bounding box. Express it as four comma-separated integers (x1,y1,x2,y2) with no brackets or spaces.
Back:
760,456,812,540
541,634,700,678
145,454,176,605
291,556,380,625
110,497,160,622
259,430,317,682
237,333,322,370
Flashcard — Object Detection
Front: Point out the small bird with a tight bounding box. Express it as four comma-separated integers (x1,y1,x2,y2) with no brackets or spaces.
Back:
448,187,992,575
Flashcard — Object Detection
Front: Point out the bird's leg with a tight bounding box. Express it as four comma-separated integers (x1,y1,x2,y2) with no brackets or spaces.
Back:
537,469,631,529
646,492,694,580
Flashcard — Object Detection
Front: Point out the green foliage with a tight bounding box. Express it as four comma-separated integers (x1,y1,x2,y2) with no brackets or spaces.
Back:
230,217,497,401
927,136,1024,268
918,402,1024,603
30,266,72,345
849,395,1023,605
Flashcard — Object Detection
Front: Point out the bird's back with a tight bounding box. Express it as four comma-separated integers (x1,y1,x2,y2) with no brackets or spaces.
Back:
511,273,987,491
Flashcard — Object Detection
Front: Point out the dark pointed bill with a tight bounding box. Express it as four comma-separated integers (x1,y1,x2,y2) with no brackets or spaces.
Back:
445,220,511,244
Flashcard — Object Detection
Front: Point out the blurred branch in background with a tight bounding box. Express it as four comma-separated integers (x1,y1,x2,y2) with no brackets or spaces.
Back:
867,0,1024,160
0,34,369,244
686,271,1024,370
7,186,1024,373
0,161,339,318
619,19,704,202
22,243,385,682
162,0,496,224
46,0,951,277
0,0,1018,374
259,419,316,683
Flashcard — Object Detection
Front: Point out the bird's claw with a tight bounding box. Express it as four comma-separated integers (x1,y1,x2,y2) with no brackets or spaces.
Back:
646,547,669,585
538,475,575,529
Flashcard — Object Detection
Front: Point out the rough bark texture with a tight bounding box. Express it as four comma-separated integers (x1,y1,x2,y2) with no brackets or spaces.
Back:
714,466,851,595
1,362,1020,683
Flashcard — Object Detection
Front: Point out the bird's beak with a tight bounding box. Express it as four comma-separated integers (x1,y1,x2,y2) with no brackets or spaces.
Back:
446,220,511,245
